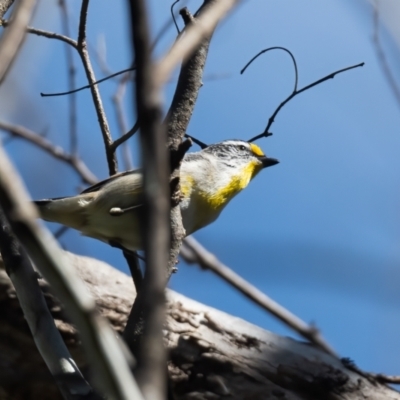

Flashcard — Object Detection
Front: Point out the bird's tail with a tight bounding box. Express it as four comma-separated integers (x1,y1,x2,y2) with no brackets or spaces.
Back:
34,195,91,230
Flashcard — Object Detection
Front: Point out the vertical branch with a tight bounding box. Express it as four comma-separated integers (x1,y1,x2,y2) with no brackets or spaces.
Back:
127,1,169,399
165,2,219,274
76,0,117,175
123,3,232,394
372,2,400,106
59,0,78,156
112,73,134,170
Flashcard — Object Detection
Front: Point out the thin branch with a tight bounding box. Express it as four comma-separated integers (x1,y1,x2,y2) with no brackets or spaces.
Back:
181,236,337,357
342,358,400,385
240,46,299,92
156,0,242,86
0,0,36,85
111,118,139,151
0,19,78,49
76,0,117,176
247,61,364,142
0,145,144,400
184,133,207,149
171,0,181,34
125,1,169,399
0,209,97,400
372,2,400,105
40,66,135,97
111,74,134,170
59,0,78,156
0,120,97,184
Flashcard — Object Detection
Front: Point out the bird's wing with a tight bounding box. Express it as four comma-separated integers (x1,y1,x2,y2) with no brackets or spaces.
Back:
81,169,141,194
91,169,144,212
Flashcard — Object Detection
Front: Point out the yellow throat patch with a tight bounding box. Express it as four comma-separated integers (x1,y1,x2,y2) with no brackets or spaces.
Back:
201,159,262,210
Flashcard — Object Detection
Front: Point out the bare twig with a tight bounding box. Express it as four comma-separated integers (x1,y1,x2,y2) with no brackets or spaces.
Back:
125,1,169,399
241,46,299,92
181,236,337,356
40,66,135,97
112,72,134,170
0,19,78,49
76,0,117,176
157,0,242,86
0,209,97,400
244,53,364,142
59,0,78,156
342,358,400,385
0,120,97,184
0,0,36,85
372,2,400,106
0,145,144,400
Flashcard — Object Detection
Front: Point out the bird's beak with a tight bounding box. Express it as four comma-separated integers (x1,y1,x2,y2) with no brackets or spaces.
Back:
260,156,279,169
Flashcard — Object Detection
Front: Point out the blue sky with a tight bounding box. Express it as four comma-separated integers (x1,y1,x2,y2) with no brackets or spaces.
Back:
1,0,400,377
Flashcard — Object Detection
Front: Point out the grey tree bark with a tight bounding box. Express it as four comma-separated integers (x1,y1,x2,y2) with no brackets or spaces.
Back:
0,251,398,400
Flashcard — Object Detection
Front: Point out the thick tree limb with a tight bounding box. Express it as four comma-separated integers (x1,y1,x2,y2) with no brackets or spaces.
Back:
0,252,398,400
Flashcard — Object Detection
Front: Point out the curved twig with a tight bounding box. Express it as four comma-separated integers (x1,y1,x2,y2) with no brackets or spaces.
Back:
111,118,139,152
248,61,364,142
241,46,298,92
40,66,136,97
171,0,181,34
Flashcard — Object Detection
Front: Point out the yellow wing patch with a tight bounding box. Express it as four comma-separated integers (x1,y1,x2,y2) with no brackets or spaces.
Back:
249,143,265,157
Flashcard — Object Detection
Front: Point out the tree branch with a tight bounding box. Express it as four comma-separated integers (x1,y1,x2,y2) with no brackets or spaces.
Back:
156,0,242,86
0,120,97,185
76,0,117,176
125,1,169,399
0,145,143,400
59,0,78,156
0,0,36,84
1,252,399,400
0,209,96,400
181,236,336,356
0,19,79,49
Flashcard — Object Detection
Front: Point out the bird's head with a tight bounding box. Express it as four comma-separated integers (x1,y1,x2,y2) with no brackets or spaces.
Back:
202,139,279,179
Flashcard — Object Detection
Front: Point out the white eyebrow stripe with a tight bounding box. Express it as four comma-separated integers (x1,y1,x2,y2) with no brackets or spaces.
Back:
220,140,249,147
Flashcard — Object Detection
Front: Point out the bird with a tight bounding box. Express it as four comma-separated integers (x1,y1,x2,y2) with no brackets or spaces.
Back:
34,139,278,252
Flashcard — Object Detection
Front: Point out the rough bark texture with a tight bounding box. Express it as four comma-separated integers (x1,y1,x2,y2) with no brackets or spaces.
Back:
0,251,399,400
0,0,13,19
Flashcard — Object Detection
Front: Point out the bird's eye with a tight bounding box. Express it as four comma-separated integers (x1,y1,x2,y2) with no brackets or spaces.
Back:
239,145,246,151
